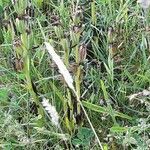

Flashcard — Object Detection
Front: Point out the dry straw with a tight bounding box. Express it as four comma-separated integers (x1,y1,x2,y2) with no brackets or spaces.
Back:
44,42,104,150
44,42,76,93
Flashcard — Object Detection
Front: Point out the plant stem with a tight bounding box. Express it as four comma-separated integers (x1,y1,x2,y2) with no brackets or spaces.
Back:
75,93,104,150
91,0,97,25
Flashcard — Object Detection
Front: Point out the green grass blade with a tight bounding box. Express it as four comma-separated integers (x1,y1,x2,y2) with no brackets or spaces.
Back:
110,126,128,133
82,100,107,113
82,100,132,120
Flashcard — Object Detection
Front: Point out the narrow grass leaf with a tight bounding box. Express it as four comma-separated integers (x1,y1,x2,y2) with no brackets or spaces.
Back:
100,80,117,124
82,101,132,120
114,111,132,120
110,126,128,133
34,127,69,140
82,100,107,113
100,80,109,100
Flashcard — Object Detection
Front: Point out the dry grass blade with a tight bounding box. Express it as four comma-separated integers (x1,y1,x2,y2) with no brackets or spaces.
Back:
44,42,75,93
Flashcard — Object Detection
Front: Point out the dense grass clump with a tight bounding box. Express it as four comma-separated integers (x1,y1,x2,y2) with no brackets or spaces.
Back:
0,0,150,149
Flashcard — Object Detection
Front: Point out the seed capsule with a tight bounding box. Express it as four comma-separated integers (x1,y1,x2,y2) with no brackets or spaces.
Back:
13,57,23,71
79,44,87,62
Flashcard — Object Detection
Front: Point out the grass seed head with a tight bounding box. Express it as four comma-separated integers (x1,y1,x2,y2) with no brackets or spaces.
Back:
42,97,59,127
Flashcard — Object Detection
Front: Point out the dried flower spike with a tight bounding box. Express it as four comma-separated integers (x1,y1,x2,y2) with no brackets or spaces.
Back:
79,44,87,62
42,98,59,127
13,57,24,71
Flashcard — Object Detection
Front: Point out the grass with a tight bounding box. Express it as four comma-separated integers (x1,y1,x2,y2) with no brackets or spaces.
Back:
0,0,150,149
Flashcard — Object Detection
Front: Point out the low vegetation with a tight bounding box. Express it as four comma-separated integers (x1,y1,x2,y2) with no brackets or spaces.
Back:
0,0,150,149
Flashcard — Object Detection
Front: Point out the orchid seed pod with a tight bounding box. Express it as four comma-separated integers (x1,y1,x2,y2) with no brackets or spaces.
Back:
79,44,87,63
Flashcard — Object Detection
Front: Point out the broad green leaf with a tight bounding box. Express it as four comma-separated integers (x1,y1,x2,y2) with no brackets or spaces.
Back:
72,138,82,146
77,127,94,140
72,127,94,147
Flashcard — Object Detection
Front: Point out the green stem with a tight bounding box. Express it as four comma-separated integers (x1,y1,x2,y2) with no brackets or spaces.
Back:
91,1,97,25
75,45,81,116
